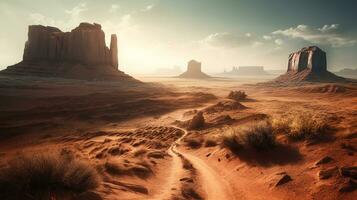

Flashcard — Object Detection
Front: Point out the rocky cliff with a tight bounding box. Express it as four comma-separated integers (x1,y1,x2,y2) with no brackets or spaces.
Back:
287,46,326,73
274,46,346,83
1,23,134,81
178,60,210,79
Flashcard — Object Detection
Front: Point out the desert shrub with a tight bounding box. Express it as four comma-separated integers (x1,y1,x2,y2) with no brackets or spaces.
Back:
240,122,276,151
227,90,247,101
272,116,291,134
0,151,99,199
221,131,243,153
221,122,276,153
288,113,329,141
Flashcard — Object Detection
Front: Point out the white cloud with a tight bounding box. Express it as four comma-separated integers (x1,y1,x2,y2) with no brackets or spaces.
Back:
202,32,261,48
263,35,272,40
144,5,154,11
318,24,339,32
274,38,284,45
272,24,356,47
109,4,120,13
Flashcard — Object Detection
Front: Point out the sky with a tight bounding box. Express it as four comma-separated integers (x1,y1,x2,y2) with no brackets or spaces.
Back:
0,0,357,74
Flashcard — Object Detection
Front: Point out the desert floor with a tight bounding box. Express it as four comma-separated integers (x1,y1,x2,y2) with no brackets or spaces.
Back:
0,75,356,200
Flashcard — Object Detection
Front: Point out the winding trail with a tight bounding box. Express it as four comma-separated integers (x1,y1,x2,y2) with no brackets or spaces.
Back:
151,126,236,200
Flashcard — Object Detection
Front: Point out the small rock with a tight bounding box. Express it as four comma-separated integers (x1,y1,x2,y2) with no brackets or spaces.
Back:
318,166,338,180
275,174,292,186
339,178,357,193
206,153,211,157
315,156,333,165
225,154,230,159
340,166,357,179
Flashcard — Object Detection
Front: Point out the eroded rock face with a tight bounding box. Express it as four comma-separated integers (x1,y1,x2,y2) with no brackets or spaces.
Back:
271,46,347,83
0,23,136,81
23,23,117,67
287,46,326,73
110,34,118,68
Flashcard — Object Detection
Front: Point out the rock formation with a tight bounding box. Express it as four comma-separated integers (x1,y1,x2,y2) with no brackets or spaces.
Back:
178,60,210,79
287,46,327,73
1,23,135,81
274,46,346,83
188,111,205,130
223,66,269,76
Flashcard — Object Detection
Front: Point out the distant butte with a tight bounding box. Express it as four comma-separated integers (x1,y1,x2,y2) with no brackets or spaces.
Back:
223,66,269,76
0,22,136,81
178,60,210,79
273,46,348,83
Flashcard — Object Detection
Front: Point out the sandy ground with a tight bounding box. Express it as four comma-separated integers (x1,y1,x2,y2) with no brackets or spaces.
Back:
0,74,356,200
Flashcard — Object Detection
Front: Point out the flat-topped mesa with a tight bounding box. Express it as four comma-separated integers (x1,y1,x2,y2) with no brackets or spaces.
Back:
178,60,210,79
287,46,327,73
23,22,118,68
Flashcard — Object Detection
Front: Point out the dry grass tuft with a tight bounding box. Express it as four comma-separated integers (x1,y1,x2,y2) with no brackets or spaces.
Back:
272,116,291,134
273,113,329,141
221,121,276,153
0,150,99,199
241,121,276,151
221,131,243,153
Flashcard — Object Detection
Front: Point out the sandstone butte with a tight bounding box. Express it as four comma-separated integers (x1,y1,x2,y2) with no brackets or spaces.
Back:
179,60,210,79
1,22,135,81
274,46,346,83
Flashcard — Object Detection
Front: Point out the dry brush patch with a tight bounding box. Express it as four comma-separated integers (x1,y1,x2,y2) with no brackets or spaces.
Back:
219,121,302,166
221,121,276,152
272,112,331,142
0,150,100,200
227,90,247,101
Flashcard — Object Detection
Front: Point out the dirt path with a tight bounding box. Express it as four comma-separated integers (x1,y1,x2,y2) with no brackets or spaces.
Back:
148,128,189,200
150,126,236,200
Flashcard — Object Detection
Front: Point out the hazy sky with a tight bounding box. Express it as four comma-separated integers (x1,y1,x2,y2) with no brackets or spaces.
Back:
0,0,357,74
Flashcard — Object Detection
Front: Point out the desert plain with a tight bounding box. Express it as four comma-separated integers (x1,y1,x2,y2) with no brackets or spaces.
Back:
0,74,356,200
